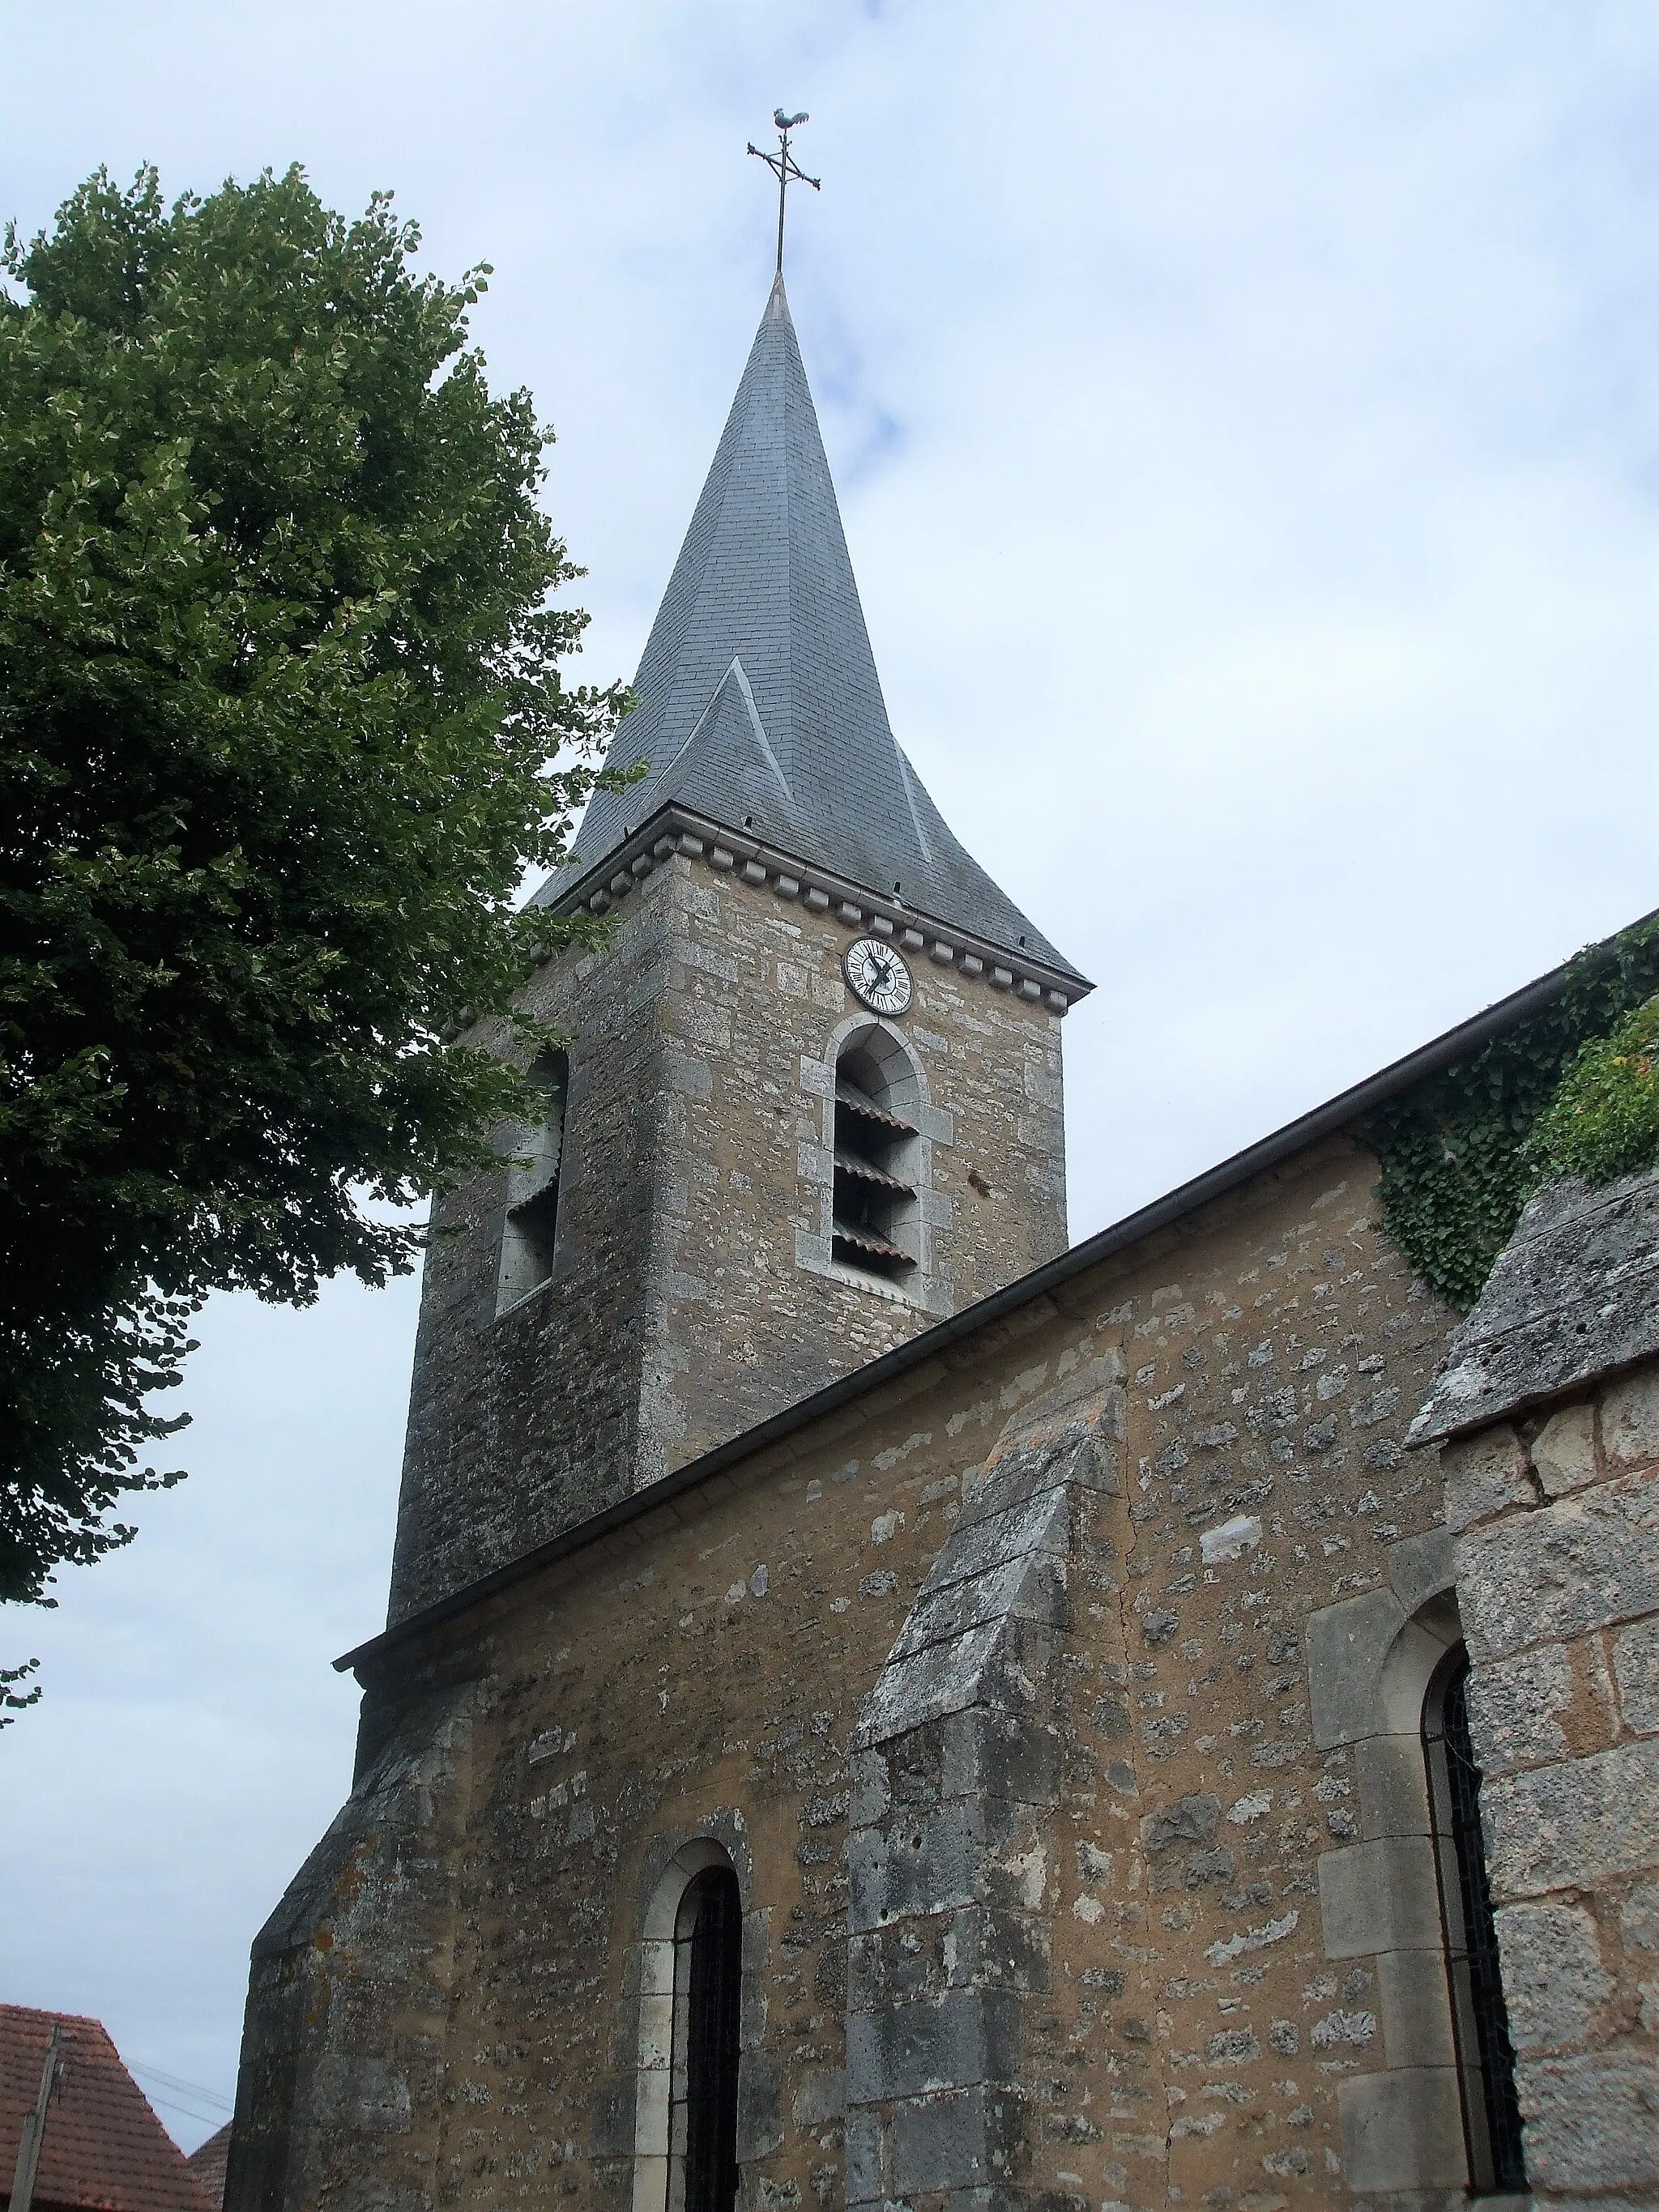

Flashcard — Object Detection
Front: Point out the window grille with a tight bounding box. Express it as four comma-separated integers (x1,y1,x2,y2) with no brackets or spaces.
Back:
496,1048,568,1312
670,1866,742,2212
831,1052,919,1281
1424,1647,1527,2193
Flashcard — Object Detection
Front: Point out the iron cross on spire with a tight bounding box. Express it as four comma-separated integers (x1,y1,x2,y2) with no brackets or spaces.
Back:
747,109,821,276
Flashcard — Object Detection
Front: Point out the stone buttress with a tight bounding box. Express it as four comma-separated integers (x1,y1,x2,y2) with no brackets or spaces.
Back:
1409,1166,1659,2204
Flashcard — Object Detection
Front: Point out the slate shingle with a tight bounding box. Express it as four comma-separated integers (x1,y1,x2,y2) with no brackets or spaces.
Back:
541,278,1084,982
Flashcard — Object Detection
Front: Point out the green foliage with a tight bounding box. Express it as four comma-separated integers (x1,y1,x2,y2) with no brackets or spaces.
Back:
1526,995,1659,1186
2,1656,41,1727
0,165,629,1604
1363,916,1659,1311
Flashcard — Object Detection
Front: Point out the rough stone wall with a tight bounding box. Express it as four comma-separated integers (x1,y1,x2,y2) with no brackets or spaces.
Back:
224,1685,477,2207
1411,1171,1659,2206
390,848,1068,1623
237,1132,1472,2212
1038,1143,1458,2212
635,852,1068,1480
1441,1377,1659,2203
389,872,672,1621
845,1357,1128,2212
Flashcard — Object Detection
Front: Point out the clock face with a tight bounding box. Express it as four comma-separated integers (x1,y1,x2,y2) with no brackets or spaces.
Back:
843,936,913,1016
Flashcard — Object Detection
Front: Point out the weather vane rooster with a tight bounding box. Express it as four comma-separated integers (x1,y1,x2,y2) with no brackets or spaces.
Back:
747,109,821,276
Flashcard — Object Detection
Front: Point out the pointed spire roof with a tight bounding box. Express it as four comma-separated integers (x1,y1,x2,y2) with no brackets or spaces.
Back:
548,278,1082,982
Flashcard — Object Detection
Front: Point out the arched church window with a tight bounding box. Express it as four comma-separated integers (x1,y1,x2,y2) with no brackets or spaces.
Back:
496,1047,568,1314
1422,1645,1527,2194
670,1864,742,2212
832,1029,921,1281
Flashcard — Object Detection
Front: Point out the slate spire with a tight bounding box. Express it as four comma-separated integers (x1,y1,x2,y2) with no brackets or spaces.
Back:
557,277,1080,978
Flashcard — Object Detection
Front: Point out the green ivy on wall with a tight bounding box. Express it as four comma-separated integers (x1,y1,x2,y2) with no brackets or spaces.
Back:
1529,994,1659,1187
1362,915,1659,1311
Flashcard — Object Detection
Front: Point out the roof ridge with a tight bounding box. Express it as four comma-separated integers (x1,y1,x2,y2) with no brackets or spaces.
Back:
0,2001,107,2027
722,656,793,803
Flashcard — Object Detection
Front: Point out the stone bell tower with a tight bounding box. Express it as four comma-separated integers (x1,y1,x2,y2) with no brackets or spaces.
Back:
386,275,1091,1624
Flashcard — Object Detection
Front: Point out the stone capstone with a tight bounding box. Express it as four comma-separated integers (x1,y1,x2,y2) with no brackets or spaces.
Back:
1409,1168,1659,1446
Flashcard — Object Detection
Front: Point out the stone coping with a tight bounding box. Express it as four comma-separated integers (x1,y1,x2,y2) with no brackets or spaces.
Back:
1409,1168,1659,1447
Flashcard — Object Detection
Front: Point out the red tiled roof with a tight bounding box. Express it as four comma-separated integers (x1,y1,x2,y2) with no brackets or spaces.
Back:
0,2006,216,2212
183,2123,231,2209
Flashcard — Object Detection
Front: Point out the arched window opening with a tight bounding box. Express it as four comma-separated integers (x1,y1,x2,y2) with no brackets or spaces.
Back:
670,1865,742,2212
497,1047,568,1313
832,1034,920,1281
1423,1645,1527,2195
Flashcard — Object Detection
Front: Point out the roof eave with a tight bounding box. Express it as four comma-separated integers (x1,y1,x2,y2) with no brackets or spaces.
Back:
536,798,1094,1000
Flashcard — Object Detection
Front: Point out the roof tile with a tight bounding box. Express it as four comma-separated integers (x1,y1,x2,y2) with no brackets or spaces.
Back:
0,2005,215,2212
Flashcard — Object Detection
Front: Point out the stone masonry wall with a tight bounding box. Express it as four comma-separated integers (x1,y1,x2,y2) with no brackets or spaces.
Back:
237,1132,1469,2211
1435,1362,1659,2201
389,847,1068,1623
635,849,1068,1481
1406,1166,1659,2205
1046,1144,1459,2212
224,1685,479,2209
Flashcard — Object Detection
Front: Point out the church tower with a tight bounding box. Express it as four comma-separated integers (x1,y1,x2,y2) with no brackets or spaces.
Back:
387,276,1090,1623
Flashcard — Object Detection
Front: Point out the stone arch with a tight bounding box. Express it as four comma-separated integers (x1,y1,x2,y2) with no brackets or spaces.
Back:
621,1827,778,2212
1305,1528,1482,2197
830,1013,929,1122
633,1839,734,2212
796,1013,952,1315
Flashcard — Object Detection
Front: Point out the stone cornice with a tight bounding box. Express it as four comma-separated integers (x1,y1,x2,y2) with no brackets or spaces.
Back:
541,802,1094,1014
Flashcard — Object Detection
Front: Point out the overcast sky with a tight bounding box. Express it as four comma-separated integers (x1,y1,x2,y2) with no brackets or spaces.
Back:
2,0,1655,2154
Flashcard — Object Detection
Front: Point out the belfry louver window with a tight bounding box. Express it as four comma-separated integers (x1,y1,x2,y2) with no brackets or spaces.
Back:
496,1048,568,1313
831,1053,919,1280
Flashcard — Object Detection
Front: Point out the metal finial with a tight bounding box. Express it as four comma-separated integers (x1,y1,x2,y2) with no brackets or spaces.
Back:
746,109,821,277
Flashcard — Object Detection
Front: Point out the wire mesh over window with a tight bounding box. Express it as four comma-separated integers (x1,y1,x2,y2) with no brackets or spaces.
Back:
496,1047,568,1313
670,1866,742,2212
1424,1647,1528,2194
831,1042,919,1281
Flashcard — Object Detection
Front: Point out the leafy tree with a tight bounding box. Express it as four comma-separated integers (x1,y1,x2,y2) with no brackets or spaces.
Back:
0,166,627,1606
